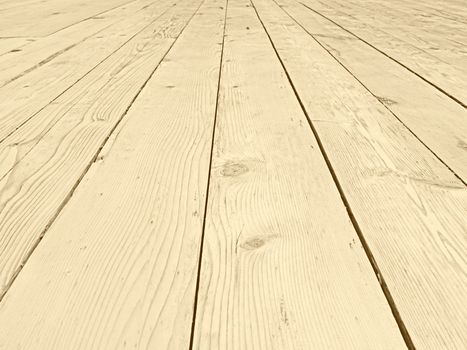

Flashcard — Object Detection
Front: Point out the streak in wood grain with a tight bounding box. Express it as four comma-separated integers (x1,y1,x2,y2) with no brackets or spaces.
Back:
299,2,467,109
0,0,202,301
272,0,467,187
189,0,229,348
250,2,415,347
0,0,174,145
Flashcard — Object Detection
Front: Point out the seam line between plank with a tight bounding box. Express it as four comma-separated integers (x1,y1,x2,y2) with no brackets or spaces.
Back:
43,0,145,37
0,0,164,88
188,0,229,348
0,0,204,303
279,2,467,186
0,2,177,178
250,0,416,348
299,2,466,109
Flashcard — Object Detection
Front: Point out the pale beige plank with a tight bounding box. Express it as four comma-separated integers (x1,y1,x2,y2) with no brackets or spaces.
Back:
388,0,467,23
307,0,467,62
0,38,34,56
274,0,467,182
252,0,467,348
0,0,173,143
298,0,467,106
0,0,133,37
193,0,406,349
0,0,200,298
0,0,158,87
350,0,467,41
0,0,225,348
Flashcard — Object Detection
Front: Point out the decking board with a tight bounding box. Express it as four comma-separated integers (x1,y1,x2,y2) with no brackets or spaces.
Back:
0,0,135,37
298,0,467,106
274,0,467,182
0,0,201,298
0,0,226,347
192,0,406,348
252,0,467,347
0,0,158,88
0,0,175,142
0,0,465,349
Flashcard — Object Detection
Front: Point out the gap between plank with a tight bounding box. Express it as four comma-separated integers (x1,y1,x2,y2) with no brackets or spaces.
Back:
299,2,466,110
276,1,467,187
250,0,416,348
0,0,161,88
188,0,229,348
0,0,204,303
43,0,144,37
0,2,177,177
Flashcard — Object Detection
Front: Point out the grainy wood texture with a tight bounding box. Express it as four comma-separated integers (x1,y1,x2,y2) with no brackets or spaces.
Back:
309,0,467,65
273,0,467,182
0,0,174,142
252,0,467,348
298,0,467,106
0,0,200,298
0,0,157,87
0,0,133,37
192,0,406,348
0,38,34,56
0,0,226,348
0,0,465,348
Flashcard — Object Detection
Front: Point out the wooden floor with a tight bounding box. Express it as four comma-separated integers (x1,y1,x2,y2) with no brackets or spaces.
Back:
0,0,466,348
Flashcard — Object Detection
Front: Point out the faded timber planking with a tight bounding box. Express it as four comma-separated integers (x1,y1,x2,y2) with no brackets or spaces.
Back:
298,0,467,106
0,38,34,56
308,0,467,66
0,0,174,142
0,0,226,348
192,0,406,348
0,0,201,298
0,0,134,37
0,0,158,88
252,0,467,348
274,0,467,182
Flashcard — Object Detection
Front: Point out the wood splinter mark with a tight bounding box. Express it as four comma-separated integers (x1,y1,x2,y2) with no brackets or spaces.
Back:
220,162,248,177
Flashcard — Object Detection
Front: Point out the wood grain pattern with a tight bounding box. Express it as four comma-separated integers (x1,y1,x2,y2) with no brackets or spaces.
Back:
0,0,226,348
0,38,34,56
0,0,157,88
274,0,467,182
306,0,467,64
192,0,406,348
0,0,200,298
298,0,467,106
0,0,173,142
252,0,467,348
0,0,133,37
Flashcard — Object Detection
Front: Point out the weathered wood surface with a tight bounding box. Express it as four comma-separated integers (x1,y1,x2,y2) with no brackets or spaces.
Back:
0,0,201,297
0,0,465,349
299,0,467,106
192,0,406,348
253,0,467,348
0,0,227,348
274,0,467,183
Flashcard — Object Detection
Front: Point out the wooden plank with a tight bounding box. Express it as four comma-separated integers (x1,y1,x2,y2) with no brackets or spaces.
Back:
0,0,201,298
252,0,467,348
0,0,157,88
273,0,467,182
0,0,173,143
192,0,406,348
0,0,226,348
0,38,34,56
0,0,134,37
307,0,467,60
385,0,467,24
298,0,467,106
